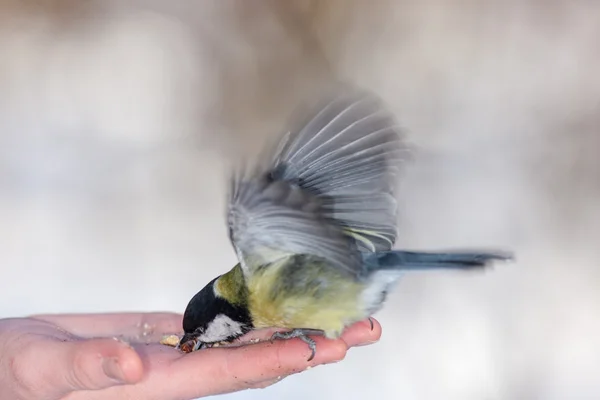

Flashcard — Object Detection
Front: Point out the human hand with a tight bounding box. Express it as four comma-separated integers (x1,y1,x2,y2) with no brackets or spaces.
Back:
0,313,382,400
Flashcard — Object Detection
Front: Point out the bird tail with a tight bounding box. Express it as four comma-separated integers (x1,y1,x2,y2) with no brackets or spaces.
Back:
363,250,514,272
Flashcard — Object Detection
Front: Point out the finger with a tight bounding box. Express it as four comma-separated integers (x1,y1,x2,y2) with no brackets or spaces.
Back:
234,319,382,346
216,320,381,349
164,335,348,398
30,313,183,341
340,318,382,347
15,337,143,397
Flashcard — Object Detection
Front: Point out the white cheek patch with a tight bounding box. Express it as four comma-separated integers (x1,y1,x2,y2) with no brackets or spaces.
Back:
197,314,244,343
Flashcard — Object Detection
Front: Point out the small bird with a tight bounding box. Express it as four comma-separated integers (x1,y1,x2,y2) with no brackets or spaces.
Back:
178,87,513,360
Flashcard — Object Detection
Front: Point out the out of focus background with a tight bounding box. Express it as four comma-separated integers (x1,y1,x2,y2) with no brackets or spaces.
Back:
1,1,599,399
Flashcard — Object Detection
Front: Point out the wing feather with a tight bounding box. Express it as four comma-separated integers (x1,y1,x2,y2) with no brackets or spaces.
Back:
228,176,361,275
227,87,407,277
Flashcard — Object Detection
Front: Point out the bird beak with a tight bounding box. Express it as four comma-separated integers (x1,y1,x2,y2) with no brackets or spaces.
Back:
177,333,201,353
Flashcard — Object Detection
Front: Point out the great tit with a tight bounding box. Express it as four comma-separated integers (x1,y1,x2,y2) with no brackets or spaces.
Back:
178,87,513,360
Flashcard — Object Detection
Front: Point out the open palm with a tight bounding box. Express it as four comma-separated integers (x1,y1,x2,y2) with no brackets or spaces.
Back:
0,312,381,400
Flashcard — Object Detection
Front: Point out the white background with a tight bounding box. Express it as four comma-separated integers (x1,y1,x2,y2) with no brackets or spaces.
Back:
1,1,599,399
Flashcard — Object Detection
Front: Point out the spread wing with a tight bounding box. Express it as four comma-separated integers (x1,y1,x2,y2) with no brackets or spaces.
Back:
227,87,407,277
272,88,407,252
228,173,362,276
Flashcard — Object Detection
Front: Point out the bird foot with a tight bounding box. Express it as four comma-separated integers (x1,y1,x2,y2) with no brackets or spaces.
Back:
270,328,325,361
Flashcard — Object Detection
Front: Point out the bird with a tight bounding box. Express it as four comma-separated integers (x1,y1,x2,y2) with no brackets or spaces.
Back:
177,86,513,360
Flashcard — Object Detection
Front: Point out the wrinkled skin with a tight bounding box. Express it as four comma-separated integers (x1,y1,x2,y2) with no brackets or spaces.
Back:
0,313,381,400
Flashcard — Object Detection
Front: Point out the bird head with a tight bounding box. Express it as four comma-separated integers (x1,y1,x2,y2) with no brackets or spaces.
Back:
179,265,253,352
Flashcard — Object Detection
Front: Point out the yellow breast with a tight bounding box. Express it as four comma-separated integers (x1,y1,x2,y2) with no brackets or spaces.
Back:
246,258,365,339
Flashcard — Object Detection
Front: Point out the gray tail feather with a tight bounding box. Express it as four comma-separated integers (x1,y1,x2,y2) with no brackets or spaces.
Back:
363,250,514,272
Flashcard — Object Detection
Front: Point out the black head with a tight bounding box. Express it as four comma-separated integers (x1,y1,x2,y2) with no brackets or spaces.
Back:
180,276,253,349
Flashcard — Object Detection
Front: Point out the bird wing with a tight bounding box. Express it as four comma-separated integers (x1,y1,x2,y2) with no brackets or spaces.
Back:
227,87,407,277
272,87,407,253
228,172,362,276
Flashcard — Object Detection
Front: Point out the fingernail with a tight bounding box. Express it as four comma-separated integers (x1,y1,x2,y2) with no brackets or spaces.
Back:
102,357,126,383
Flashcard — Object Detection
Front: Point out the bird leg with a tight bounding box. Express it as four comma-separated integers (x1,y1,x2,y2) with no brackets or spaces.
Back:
270,328,325,361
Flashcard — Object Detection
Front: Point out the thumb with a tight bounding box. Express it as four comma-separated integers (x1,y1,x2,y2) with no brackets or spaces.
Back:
65,338,144,389
25,337,144,396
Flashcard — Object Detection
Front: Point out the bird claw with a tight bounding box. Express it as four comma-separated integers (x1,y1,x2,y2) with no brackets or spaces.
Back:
269,328,324,361
368,317,374,331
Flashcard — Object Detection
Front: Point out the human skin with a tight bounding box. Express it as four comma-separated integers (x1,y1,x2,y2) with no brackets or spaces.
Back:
0,312,382,400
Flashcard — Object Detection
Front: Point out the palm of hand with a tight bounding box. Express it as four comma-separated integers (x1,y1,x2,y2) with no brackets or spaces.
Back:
0,313,381,400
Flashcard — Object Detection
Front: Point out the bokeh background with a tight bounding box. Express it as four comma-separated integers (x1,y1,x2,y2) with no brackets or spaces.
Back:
1,1,600,399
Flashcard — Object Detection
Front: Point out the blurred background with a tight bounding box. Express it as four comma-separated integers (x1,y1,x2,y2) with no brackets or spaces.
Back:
1,1,599,399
